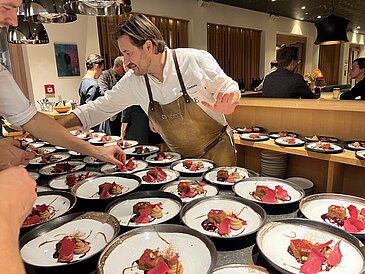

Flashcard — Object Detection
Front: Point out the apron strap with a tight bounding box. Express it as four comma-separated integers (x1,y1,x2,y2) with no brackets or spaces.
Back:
144,74,155,111
172,49,190,103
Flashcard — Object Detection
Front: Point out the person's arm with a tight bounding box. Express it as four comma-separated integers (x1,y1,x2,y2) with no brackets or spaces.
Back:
0,138,35,171
121,122,128,139
98,73,109,93
22,112,126,165
295,76,316,99
340,83,361,100
0,167,37,274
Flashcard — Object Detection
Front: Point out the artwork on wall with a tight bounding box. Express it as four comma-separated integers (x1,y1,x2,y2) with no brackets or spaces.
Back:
54,43,80,77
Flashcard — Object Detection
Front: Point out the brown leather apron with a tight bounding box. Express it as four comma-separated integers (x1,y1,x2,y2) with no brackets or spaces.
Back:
143,50,236,166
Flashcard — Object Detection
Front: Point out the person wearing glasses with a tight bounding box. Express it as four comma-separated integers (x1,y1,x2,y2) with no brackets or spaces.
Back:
262,46,316,98
340,58,365,100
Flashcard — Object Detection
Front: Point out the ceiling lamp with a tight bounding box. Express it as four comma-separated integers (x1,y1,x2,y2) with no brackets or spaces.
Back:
63,0,132,16
8,15,49,44
24,0,77,24
314,14,349,45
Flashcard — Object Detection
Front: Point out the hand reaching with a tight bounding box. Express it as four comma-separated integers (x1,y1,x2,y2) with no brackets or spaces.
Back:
0,138,36,171
92,145,126,166
201,91,239,115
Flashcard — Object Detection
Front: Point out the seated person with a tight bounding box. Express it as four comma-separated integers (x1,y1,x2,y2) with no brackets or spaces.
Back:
340,58,365,100
255,60,278,91
262,46,316,98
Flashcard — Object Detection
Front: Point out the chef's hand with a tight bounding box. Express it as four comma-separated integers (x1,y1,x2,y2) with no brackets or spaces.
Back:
92,145,126,166
0,138,36,171
201,91,239,115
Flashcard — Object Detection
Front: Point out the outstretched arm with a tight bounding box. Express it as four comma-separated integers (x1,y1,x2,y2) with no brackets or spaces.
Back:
201,91,240,115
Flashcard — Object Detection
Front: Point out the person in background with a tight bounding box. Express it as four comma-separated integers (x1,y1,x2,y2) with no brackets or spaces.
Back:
98,56,126,136
255,60,278,91
340,57,365,100
0,166,36,274
262,46,316,98
58,13,240,166
0,0,125,170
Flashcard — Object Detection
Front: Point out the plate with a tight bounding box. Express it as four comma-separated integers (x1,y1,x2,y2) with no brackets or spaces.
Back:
105,191,182,227
39,161,86,176
104,139,138,148
100,159,148,174
356,150,365,160
28,171,39,181
89,135,121,145
203,166,250,186
48,171,102,190
68,150,86,157
83,156,105,165
71,173,141,200
170,158,215,175
133,167,180,185
305,142,344,154
123,145,160,157
344,140,365,151
239,133,269,142
20,212,119,267
36,186,52,193
70,129,94,136
160,180,219,203
181,196,266,239
269,132,298,139
55,146,67,151
213,264,269,274
305,135,339,143
233,177,305,205
32,146,57,155
96,224,217,274
299,193,365,237
274,137,305,147
256,218,365,274
28,141,46,148
21,191,76,228
28,152,70,165
145,151,182,165
235,126,264,134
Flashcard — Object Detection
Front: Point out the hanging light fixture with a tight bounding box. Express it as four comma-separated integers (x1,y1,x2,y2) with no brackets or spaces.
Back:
63,0,132,16
8,15,49,44
314,0,349,45
24,0,77,24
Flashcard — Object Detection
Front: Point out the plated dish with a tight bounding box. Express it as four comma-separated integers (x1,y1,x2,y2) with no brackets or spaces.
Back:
28,152,70,165
344,140,365,151
256,218,365,274
305,142,344,154
106,191,182,227
269,131,298,139
170,158,215,175
97,224,217,274
89,135,121,145
123,145,160,157
104,139,139,149
356,150,365,160
83,156,105,165
235,126,263,134
100,159,148,174
239,133,269,142
145,151,182,165
48,171,102,190
274,137,305,147
28,171,39,181
160,180,219,203
305,135,339,143
133,167,180,185
181,196,266,239
38,161,86,176
203,166,250,186
213,264,269,274
71,173,141,200
20,212,119,267
68,150,86,157
31,146,57,155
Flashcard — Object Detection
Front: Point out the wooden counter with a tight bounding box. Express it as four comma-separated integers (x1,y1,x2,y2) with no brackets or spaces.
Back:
40,111,71,120
228,98,365,198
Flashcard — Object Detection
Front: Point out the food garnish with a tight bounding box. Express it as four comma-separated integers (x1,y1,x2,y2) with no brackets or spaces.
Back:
133,146,151,154
117,158,137,172
51,163,76,173
182,160,204,171
129,201,163,224
142,167,167,183
93,182,123,199
65,172,91,188
249,185,291,203
216,168,242,183
22,203,56,226
177,180,206,198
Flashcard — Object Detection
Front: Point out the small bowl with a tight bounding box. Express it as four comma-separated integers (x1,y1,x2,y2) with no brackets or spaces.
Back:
53,106,71,113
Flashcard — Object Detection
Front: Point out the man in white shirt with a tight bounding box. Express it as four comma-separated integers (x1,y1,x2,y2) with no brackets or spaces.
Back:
59,14,240,166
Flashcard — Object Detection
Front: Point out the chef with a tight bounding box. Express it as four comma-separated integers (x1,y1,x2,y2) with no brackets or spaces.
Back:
59,14,240,166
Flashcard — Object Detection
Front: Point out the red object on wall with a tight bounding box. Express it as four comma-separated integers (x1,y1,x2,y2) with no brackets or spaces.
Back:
44,84,55,95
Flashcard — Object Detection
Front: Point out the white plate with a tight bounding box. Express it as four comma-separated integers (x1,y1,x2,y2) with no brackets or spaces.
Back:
233,178,305,205
257,219,365,274
71,174,141,200
239,133,269,141
83,156,105,165
181,196,266,238
68,150,85,157
28,171,39,181
48,171,102,190
36,186,52,193
160,180,219,203
32,146,57,155
28,141,46,148
97,224,217,274
107,196,181,227
133,167,180,185
103,139,138,148
274,137,305,147
55,146,67,151
170,158,215,175
356,150,365,160
100,160,148,174
300,193,365,236
28,152,70,165
89,135,121,145
21,212,118,267
203,167,249,186
22,191,76,228
305,142,344,154
70,129,94,136
123,145,160,157
39,161,86,176
213,264,269,274
145,151,182,165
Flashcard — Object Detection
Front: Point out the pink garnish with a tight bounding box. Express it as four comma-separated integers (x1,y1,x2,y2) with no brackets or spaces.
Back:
146,261,170,274
189,164,197,171
226,176,236,183
275,185,290,200
217,217,231,235
57,238,76,263
327,241,342,266
300,248,326,274
134,208,152,224
261,188,277,203
313,239,333,251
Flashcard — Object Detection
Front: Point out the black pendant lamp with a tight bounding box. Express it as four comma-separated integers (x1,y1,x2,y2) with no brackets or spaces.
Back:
24,0,77,24
8,15,49,44
63,0,132,16
314,0,349,45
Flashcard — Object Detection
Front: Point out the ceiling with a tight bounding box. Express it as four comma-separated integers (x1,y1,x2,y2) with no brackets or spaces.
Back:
211,0,365,35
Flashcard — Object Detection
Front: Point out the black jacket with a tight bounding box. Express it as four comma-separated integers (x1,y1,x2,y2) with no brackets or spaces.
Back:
340,78,365,100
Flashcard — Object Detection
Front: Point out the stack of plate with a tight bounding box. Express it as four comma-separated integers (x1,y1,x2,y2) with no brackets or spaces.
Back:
260,150,288,179
286,177,314,196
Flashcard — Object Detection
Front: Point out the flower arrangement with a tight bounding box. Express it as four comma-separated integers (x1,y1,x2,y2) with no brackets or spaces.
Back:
304,69,322,83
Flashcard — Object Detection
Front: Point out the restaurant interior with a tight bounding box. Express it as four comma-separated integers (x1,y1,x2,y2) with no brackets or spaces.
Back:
2,0,365,273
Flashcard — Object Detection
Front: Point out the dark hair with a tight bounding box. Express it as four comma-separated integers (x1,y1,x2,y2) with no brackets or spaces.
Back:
86,54,104,70
112,14,165,54
270,60,278,68
353,58,365,69
277,47,298,67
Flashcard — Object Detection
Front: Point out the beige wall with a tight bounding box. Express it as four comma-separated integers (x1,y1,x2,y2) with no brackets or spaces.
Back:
21,0,365,107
